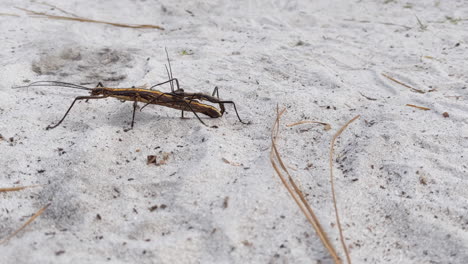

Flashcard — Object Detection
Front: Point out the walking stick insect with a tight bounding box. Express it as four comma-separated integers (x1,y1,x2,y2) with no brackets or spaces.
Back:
14,50,248,129
14,81,223,130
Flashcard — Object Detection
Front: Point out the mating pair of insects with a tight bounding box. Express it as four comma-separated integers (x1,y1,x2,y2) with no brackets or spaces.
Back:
16,51,248,130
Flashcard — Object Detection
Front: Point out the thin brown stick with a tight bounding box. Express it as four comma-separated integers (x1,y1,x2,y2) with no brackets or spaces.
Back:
358,92,377,101
270,107,342,264
222,158,242,167
329,115,360,264
286,120,332,131
406,104,431,111
0,13,20,17
0,203,50,245
444,95,463,100
343,18,412,30
0,185,40,193
381,73,425,94
17,7,164,30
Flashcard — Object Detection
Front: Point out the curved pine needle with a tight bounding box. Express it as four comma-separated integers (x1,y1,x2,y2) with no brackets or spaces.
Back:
329,115,360,264
0,203,50,245
287,120,331,131
381,73,425,94
270,107,342,264
0,185,41,193
16,7,164,30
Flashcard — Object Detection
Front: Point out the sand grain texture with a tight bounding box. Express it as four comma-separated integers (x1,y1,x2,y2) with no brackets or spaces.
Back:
1,0,467,263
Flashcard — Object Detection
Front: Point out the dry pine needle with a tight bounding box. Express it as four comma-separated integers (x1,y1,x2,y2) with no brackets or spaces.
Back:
17,7,164,30
0,185,40,193
381,73,425,94
270,107,342,264
286,120,332,131
0,203,50,245
406,104,431,111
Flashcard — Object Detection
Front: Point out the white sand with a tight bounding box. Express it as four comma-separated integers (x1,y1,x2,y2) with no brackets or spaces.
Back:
1,0,467,263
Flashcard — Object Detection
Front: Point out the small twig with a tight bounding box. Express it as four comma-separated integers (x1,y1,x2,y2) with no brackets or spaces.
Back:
445,95,463,100
406,104,431,111
222,158,242,167
38,2,80,17
0,203,50,245
286,120,332,131
0,13,20,17
0,185,41,193
415,15,428,30
329,115,360,264
343,19,412,30
16,7,164,30
358,92,377,101
381,73,425,94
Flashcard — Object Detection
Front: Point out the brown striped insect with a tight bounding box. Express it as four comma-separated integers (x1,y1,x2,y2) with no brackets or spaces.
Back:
14,50,248,129
14,81,225,130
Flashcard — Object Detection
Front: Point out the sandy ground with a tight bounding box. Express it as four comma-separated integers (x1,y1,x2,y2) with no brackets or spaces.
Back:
1,0,467,263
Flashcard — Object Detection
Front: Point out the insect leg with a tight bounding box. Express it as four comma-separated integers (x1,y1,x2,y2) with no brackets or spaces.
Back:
181,100,207,126
149,78,180,91
211,86,220,98
46,95,109,130
131,98,138,129
181,94,197,119
216,100,249,124
209,87,247,124
161,99,207,126
210,86,226,115
183,98,207,125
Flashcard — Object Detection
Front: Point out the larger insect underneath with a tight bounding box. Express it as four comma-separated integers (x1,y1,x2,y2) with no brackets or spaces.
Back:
14,52,248,130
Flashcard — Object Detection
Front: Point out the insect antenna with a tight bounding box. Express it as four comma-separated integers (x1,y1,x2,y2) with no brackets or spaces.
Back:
13,81,92,91
164,64,174,92
165,47,175,90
